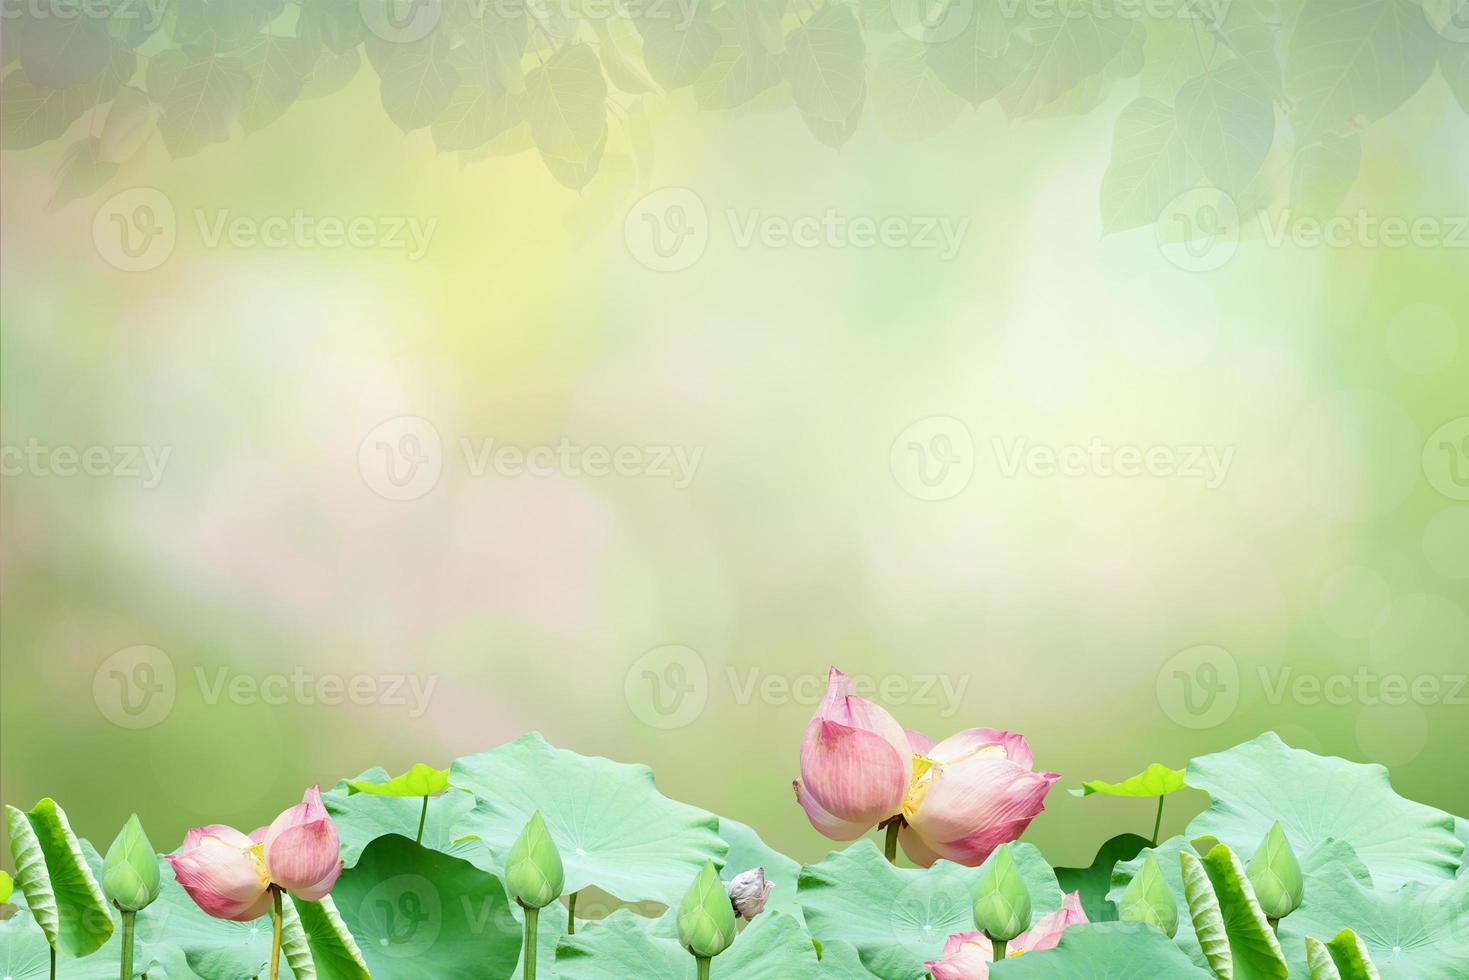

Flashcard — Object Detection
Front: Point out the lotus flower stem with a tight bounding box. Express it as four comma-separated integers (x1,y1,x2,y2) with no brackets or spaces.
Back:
883,820,900,865
991,938,1007,961
119,909,136,980
50,946,56,980
1151,796,1164,847
269,886,283,980
523,906,539,980
567,891,578,934
696,954,711,980
416,796,429,844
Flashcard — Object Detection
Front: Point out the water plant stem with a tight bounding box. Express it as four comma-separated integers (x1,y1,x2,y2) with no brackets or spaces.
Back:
568,891,578,935
269,887,283,980
523,906,539,980
1152,796,1165,847
120,909,136,980
696,954,711,980
884,821,900,865
416,795,429,844
992,938,1007,961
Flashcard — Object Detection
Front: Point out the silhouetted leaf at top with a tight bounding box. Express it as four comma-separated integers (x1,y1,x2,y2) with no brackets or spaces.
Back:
298,0,366,55
1099,97,1200,234
925,0,1029,107
1286,0,1438,146
172,0,288,52
431,2,526,151
522,42,608,190
13,10,113,88
998,5,1139,118
641,10,723,90
374,31,460,133
693,0,783,109
238,33,321,133
1443,39,1469,116
1291,132,1362,218
49,138,120,212
1175,59,1276,195
147,39,252,157
782,4,866,127
872,39,965,142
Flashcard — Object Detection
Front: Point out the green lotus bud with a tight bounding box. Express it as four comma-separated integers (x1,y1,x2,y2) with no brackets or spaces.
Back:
677,861,737,958
505,812,564,910
972,844,1032,942
1246,821,1303,920
103,814,161,912
1119,852,1178,938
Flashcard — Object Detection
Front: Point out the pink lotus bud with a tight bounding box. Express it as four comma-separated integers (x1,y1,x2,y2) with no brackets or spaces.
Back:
793,668,912,840
898,728,1060,868
262,786,343,901
1013,890,1087,953
164,825,272,921
925,931,993,980
726,867,773,920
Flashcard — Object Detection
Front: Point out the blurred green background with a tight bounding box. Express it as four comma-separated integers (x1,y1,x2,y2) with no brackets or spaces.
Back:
3,19,1467,880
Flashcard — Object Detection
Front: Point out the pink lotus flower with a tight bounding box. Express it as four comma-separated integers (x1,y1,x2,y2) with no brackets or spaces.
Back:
924,892,1088,978
793,667,1059,866
167,786,342,920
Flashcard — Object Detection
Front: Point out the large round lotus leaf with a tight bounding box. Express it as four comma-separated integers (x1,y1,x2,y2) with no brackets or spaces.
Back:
1185,733,1462,889
1054,833,1152,922
797,840,1063,980
449,733,727,905
989,923,1214,977
555,908,854,978
330,834,521,979
1277,866,1469,979
1070,764,1187,798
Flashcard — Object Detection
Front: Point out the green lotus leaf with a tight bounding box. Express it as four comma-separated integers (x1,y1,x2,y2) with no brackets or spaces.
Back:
1119,852,1178,938
1070,763,1187,798
4,799,113,957
1455,818,1468,879
449,733,727,905
292,895,372,980
1185,733,1462,889
1277,866,1469,979
0,869,12,903
327,833,520,978
323,773,492,871
1307,928,1382,980
987,922,1213,977
346,763,451,798
1055,833,1151,922
1181,842,1288,980
555,908,834,978
797,840,1063,980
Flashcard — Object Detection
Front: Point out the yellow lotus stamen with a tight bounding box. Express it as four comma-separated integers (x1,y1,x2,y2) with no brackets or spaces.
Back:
902,755,938,822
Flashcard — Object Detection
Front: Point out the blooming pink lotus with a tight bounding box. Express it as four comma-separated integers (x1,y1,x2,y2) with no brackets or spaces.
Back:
925,892,1088,978
167,786,343,920
794,667,1059,866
